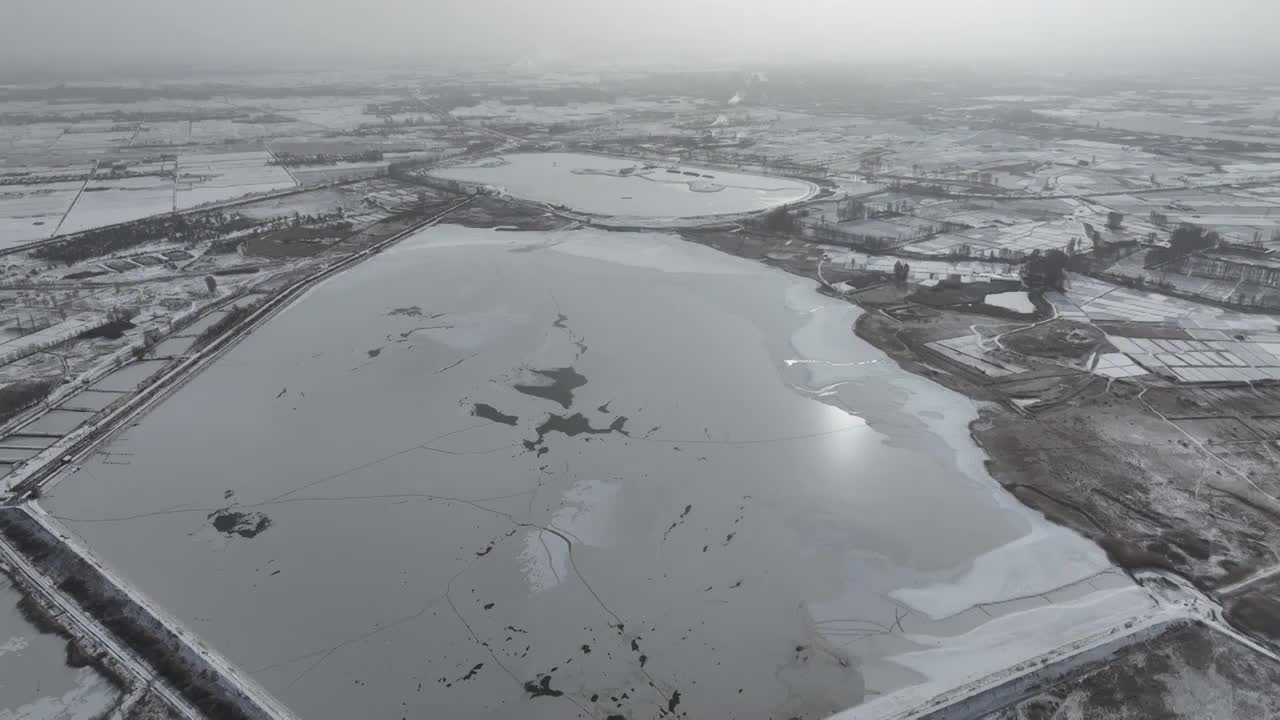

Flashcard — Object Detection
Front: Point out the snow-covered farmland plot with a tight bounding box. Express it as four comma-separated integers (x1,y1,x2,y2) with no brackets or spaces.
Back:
0,181,82,246
0,123,67,157
174,151,296,210
48,129,135,155
58,175,177,234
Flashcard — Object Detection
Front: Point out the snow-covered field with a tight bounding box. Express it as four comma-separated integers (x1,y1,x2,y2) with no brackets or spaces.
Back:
57,175,176,235
175,151,295,210
0,181,82,246
0,151,298,244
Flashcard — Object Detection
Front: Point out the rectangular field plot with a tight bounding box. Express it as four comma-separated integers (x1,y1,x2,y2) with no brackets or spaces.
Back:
0,181,82,246
904,219,1084,258
57,175,176,234
174,151,295,210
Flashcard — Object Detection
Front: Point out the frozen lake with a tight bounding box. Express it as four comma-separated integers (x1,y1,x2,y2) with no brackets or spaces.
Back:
0,574,121,719
431,152,816,219
44,226,1151,720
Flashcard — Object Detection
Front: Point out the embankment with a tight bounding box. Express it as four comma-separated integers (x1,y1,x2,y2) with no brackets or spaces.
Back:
0,505,293,720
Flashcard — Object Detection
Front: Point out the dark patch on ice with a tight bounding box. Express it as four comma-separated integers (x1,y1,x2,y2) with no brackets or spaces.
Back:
223,489,234,499
275,387,287,399
514,367,587,409
367,347,383,358
597,401,611,413
639,654,648,667
472,403,517,426
630,638,641,652
730,579,743,589
386,306,425,317
524,676,563,698
483,602,495,610
724,532,736,546
581,644,592,654
662,504,693,543
457,663,484,682
668,690,682,713
208,508,272,538
506,625,527,634
399,324,452,339
553,313,569,328
523,413,629,453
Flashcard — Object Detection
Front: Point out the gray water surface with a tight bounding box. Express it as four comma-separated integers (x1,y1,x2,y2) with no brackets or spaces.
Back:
44,227,1145,720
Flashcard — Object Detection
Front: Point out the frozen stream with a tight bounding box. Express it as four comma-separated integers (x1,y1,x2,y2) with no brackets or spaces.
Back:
43,226,1151,720
431,152,816,218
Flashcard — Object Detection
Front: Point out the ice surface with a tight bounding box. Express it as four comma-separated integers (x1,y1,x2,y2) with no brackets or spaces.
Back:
891,527,1115,620
984,291,1035,314
520,478,621,593
549,229,770,275
432,152,814,219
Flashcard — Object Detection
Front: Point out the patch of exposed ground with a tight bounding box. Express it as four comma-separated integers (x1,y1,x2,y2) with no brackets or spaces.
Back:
976,386,1280,588
441,197,572,231
982,623,1280,719
1001,318,1113,360
1225,574,1280,648
243,227,340,258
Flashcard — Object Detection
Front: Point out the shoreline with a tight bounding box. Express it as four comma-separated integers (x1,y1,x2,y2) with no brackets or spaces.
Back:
675,222,1280,716
680,223,1280,597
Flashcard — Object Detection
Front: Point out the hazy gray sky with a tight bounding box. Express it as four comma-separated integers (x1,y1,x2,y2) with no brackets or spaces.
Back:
4,0,1279,74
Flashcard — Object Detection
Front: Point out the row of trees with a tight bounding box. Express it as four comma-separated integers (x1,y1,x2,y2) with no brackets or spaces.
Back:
32,210,259,266
1022,249,1070,291
834,198,916,222
271,150,383,167
1144,223,1221,267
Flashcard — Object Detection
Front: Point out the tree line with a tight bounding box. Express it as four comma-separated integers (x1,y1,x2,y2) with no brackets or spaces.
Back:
31,210,259,266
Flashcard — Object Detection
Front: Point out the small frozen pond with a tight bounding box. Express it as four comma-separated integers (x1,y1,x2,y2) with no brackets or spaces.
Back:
431,152,815,220
985,291,1036,314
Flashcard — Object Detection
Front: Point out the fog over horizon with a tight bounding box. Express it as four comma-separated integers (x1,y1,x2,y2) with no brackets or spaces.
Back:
4,0,1280,79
